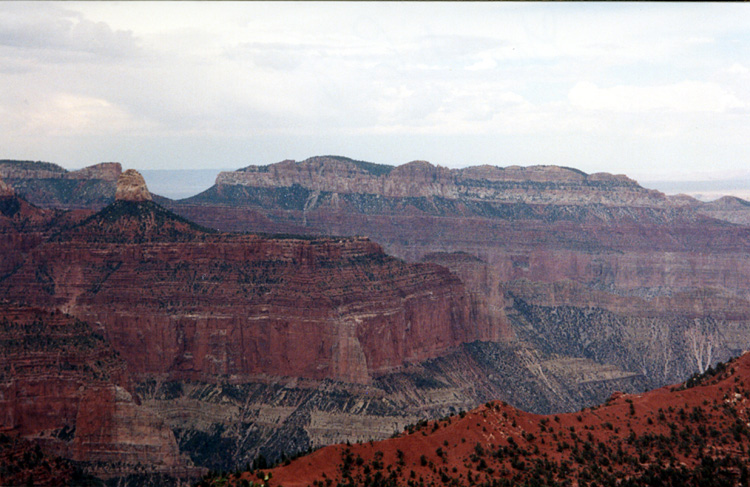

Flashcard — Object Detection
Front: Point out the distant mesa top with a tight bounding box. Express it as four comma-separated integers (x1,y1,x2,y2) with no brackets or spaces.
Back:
115,169,152,202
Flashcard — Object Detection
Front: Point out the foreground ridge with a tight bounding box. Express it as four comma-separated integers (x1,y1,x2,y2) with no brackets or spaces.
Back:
225,352,750,487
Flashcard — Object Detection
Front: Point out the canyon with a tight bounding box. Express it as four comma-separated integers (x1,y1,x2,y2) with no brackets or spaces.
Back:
0,304,195,483
169,156,750,387
256,351,750,487
2,156,750,483
2,167,612,478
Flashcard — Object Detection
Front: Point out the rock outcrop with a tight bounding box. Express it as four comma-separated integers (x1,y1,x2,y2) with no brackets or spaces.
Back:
171,155,750,394
0,175,14,198
0,182,526,474
139,341,645,470
0,160,122,209
8,157,750,476
698,195,750,225
0,305,194,479
2,236,481,385
0,194,488,385
212,156,668,206
115,169,152,202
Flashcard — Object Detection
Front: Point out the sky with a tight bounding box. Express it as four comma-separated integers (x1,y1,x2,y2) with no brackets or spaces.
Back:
2,2,750,185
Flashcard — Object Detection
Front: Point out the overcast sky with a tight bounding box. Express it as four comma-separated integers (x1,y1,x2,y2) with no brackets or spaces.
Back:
2,2,750,182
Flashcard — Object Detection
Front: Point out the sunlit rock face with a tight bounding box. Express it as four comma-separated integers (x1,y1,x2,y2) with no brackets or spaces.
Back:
171,155,750,389
115,169,152,202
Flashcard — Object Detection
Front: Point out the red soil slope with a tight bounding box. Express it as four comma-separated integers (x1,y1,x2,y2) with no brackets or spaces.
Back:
241,351,750,487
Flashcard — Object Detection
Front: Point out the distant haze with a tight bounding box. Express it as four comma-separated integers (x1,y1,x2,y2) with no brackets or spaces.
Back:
139,169,225,200
640,178,750,202
139,165,750,203
1,3,750,182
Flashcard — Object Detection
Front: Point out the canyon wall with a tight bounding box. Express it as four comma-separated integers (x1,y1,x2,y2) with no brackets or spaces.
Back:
0,160,121,209
6,158,750,476
172,156,750,390
0,172,522,476
0,305,193,479
1,220,485,384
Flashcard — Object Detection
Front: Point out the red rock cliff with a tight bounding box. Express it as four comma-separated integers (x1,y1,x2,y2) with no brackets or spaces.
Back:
1,196,487,384
0,306,185,475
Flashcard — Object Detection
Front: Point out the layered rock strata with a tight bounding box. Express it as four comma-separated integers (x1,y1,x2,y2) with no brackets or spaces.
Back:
214,156,670,207
266,352,750,487
0,305,191,478
0,160,121,209
2,229,482,384
0,181,522,473
172,156,750,391
0,180,489,384
115,168,152,202
138,341,645,470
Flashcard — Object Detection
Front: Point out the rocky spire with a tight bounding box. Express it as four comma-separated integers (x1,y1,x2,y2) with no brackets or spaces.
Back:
115,169,152,202
0,175,15,198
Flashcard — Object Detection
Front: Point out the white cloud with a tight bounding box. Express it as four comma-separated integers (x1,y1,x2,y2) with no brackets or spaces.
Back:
0,3,140,62
728,63,750,78
0,2,749,175
569,81,746,114
0,91,155,137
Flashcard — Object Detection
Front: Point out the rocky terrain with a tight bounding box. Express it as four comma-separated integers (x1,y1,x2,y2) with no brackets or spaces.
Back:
221,351,750,487
0,304,197,483
0,168,636,477
169,156,750,392
0,160,121,209
4,157,750,482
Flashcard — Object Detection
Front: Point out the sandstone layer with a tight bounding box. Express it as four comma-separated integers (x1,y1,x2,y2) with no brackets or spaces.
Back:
172,155,750,392
214,156,669,207
115,168,153,202
0,160,121,209
0,189,538,474
0,305,193,479
7,157,750,476
0,194,493,385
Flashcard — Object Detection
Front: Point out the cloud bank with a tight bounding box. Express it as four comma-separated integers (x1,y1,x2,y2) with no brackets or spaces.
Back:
1,2,749,180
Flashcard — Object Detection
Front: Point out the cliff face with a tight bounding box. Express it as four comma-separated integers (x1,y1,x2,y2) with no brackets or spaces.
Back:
0,180,487,385
172,156,750,392
0,173,525,476
8,158,750,477
2,228,481,384
0,180,88,283
138,341,646,471
213,156,666,206
0,160,121,209
0,305,190,478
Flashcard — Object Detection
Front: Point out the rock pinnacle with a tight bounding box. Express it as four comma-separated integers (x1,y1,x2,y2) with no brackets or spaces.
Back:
115,169,152,202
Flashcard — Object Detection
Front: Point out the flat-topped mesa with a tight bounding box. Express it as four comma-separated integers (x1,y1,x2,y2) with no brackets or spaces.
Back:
115,169,152,202
0,160,121,181
0,161,123,209
69,162,121,181
213,156,669,207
